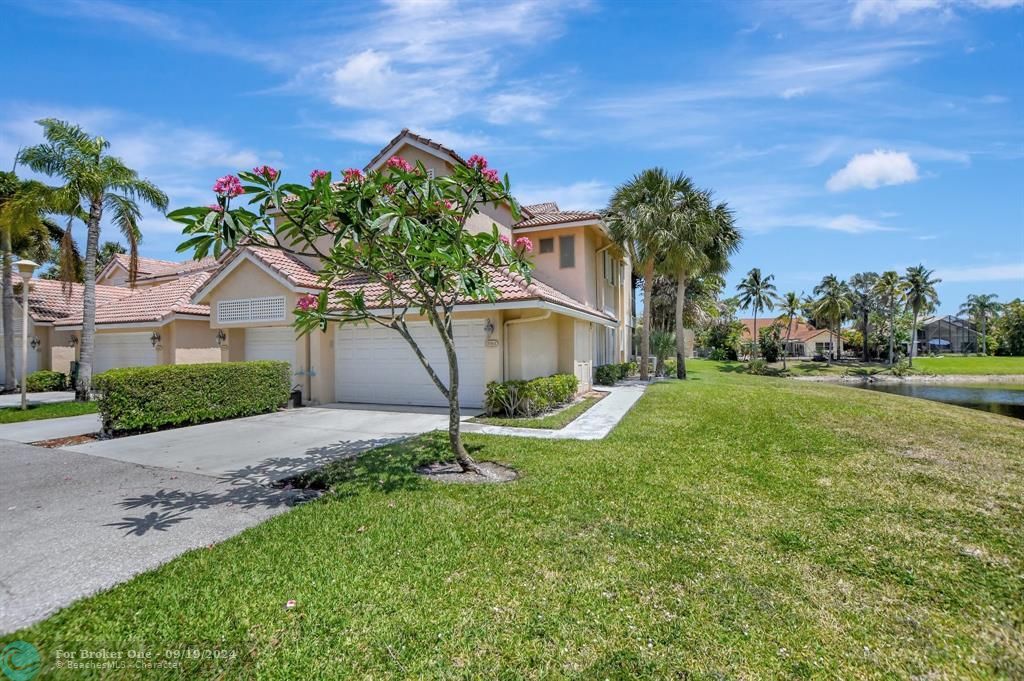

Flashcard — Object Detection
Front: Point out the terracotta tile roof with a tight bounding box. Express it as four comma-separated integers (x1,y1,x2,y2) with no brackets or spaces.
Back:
514,209,602,229
328,266,616,323
240,246,324,289
54,272,212,326
109,254,179,276
137,256,219,281
740,317,828,341
364,128,468,171
522,201,560,214
21,280,134,323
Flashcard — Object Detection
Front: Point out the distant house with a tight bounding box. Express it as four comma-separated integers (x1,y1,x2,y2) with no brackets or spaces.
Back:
914,315,980,355
740,317,833,357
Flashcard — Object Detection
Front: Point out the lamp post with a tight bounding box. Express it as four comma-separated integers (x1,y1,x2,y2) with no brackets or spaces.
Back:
14,259,38,410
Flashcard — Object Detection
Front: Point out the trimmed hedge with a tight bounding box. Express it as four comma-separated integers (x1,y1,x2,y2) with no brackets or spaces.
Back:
25,370,67,392
485,373,579,417
94,360,291,435
594,361,638,386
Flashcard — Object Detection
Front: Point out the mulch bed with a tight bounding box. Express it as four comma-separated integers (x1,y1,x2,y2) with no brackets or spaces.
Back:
30,433,100,448
416,461,520,484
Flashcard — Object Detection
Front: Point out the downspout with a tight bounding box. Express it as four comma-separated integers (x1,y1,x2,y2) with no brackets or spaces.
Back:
303,333,312,403
594,243,613,361
503,310,552,381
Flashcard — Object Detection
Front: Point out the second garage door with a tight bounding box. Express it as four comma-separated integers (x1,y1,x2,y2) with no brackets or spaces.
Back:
335,322,486,408
244,326,298,384
93,332,159,374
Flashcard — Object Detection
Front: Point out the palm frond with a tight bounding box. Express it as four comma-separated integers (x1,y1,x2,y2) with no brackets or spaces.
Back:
104,194,142,287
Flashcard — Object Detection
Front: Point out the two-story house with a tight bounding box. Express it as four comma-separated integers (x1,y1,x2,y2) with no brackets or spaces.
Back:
191,129,634,408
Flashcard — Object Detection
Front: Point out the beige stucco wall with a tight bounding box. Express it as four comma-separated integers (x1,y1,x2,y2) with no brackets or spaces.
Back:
170,319,221,364
204,259,300,327
505,311,559,381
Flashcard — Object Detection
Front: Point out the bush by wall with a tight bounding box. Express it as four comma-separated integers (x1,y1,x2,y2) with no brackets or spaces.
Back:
485,373,579,417
25,370,67,392
594,362,638,386
94,360,290,435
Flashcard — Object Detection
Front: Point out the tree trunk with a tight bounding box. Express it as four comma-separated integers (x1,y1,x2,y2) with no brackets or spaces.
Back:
439,317,481,475
675,273,687,379
76,198,102,401
981,315,987,355
783,321,792,370
909,311,918,366
827,327,833,365
751,310,758,360
888,308,895,365
640,259,653,381
2,229,15,391
862,308,870,362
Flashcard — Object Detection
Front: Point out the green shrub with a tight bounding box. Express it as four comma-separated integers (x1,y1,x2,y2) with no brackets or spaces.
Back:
94,360,290,435
595,364,619,385
708,347,733,361
25,370,67,392
758,325,784,363
484,373,579,417
747,358,770,375
890,358,914,377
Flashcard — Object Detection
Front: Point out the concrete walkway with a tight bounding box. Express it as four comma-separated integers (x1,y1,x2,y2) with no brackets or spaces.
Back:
0,440,309,633
0,414,101,443
462,381,648,440
0,391,75,407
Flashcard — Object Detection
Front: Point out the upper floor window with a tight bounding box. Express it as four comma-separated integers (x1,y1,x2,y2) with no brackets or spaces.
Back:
539,238,554,254
559,235,575,268
602,251,618,285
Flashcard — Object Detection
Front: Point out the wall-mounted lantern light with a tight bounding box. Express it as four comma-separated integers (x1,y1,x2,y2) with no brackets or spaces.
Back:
483,318,495,337
150,331,161,348
216,329,227,346
69,335,79,347
30,336,40,350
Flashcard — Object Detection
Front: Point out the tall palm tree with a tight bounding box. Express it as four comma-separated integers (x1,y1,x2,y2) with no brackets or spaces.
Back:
959,293,1001,355
902,265,941,366
606,168,682,381
0,173,70,391
848,271,878,362
872,271,902,365
660,186,741,379
736,267,777,360
19,119,167,400
812,274,852,365
776,291,803,371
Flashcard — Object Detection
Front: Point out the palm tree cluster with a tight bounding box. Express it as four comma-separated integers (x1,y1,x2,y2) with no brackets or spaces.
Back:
2,119,167,399
605,169,741,380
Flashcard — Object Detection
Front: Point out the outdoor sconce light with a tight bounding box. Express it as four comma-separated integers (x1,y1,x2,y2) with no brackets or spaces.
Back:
150,331,161,348
216,329,227,346
69,335,79,347
484,318,495,337
30,336,40,350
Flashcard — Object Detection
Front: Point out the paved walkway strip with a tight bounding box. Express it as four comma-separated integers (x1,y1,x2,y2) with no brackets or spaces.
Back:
462,382,647,440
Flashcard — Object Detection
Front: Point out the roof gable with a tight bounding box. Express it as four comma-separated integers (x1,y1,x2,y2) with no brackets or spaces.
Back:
365,129,467,172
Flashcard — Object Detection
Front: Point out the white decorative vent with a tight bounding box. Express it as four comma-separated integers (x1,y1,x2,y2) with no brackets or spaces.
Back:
217,296,286,323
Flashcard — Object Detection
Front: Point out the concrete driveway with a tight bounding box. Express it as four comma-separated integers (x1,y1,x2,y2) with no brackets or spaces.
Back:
0,391,74,407
65,404,457,484
0,440,310,633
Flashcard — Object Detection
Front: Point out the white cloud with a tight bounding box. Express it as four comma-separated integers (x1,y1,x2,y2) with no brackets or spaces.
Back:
781,86,810,99
486,92,555,125
935,263,1024,282
823,214,896,233
515,180,611,211
826,150,919,192
851,0,1022,25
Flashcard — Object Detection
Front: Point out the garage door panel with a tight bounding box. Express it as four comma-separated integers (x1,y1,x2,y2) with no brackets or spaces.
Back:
244,327,298,383
335,322,485,408
93,332,159,374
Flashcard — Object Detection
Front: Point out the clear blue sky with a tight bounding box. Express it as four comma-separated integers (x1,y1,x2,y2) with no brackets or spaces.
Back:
2,0,1021,313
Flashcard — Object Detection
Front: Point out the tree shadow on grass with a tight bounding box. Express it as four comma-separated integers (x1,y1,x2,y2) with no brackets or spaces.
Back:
107,437,402,536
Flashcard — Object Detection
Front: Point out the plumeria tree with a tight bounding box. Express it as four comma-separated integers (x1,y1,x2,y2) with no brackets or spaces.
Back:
170,155,532,475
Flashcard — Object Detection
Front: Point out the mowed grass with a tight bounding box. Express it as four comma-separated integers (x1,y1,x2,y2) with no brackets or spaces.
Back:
471,394,604,429
0,400,97,423
7,361,1024,678
913,355,1024,375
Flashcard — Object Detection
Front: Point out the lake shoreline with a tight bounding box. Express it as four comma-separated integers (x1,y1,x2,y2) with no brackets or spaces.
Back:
793,373,1024,385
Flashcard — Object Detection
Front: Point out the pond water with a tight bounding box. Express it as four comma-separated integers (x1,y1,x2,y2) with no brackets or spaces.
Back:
855,382,1024,420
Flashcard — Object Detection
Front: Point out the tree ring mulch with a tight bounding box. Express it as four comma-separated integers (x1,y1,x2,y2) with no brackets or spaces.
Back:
416,461,519,484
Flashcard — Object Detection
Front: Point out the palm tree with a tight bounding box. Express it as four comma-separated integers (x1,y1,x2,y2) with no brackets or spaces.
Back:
872,271,902,365
19,119,168,400
902,265,941,366
812,275,852,365
959,293,1001,355
606,168,681,381
848,272,878,362
736,268,777,360
660,185,741,379
776,291,803,371
0,173,70,391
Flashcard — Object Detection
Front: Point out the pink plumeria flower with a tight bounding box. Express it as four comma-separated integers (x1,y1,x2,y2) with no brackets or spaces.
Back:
466,154,488,170
382,183,396,195
514,236,533,252
296,294,317,311
207,204,224,214
212,174,244,198
385,156,414,172
499,234,511,245
252,165,279,181
310,169,329,184
342,168,364,183
482,168,500,184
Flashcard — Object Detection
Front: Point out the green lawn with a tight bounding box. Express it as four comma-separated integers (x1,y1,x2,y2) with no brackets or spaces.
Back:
471,394,604,429
0,400,97,423
912,355,1024,375
7,364,1024,678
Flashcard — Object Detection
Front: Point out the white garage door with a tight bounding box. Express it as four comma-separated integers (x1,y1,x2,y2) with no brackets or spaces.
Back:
335,322,486,408
93,332,159,374
245,326,298,383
